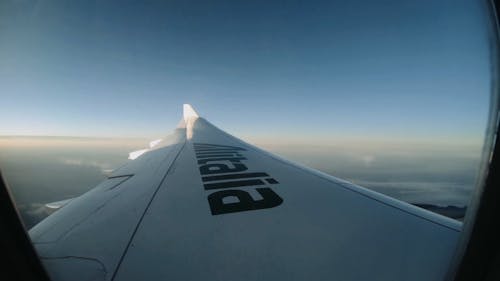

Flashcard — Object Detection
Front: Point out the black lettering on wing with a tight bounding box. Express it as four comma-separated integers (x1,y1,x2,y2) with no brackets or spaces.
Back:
208,188,283,215
199,163,248,175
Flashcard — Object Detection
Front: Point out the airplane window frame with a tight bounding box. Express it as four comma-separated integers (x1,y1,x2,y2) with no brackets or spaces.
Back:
448,1,500,279
0,1,499,281
0,171,51,281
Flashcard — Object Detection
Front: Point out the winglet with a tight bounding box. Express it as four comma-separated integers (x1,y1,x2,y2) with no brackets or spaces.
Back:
183,104,199,139
183,104,199,121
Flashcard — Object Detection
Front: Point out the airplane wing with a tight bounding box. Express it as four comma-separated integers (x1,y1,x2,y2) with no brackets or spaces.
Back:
29,104,461,281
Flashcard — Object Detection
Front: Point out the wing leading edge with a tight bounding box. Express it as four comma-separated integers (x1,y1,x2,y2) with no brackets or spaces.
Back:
30,104,461,281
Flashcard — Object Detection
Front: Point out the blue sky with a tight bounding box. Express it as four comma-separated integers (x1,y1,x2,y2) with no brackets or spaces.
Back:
0,0,493,142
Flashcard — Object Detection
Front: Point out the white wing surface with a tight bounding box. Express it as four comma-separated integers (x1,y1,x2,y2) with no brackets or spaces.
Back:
29,104,461,281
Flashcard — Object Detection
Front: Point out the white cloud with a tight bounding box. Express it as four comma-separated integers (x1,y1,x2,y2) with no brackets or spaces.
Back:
59,158,113,174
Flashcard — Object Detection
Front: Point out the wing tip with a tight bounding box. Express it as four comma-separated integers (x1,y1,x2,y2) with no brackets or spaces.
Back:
183,104,199,120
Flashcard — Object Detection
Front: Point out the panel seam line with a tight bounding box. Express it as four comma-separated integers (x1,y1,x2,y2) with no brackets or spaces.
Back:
110,140,187,281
